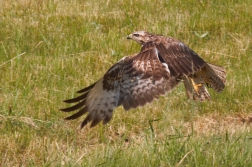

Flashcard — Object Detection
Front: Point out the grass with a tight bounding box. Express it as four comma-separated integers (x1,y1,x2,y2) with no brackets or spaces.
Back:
0,0,252,166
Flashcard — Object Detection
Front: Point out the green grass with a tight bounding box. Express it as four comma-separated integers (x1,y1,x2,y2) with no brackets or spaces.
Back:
0,0,252,166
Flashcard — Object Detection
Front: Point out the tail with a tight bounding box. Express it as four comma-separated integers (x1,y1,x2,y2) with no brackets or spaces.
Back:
200,63,226,92
207,63,226,84
183,62,226,101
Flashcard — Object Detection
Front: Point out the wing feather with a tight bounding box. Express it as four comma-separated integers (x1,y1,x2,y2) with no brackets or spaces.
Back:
61,42,180,128
156,41,206,77
61,99,86,112
128,31,226,102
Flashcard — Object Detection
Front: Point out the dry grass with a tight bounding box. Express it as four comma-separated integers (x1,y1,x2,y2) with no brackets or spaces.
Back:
1,0,252,166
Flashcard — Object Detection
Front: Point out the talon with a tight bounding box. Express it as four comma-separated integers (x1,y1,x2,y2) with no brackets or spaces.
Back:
191,79,202,95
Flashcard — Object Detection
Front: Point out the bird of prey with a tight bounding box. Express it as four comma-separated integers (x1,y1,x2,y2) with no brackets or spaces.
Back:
127,31,226,101
61,42,180,128
61,31,226,128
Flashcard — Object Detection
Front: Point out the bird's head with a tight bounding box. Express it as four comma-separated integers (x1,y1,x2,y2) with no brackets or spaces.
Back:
127,31,153,45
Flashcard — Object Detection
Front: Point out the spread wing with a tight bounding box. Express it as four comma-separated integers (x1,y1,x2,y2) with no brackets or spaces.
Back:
61,42,179,128
152,39,226,100
155,39,206,77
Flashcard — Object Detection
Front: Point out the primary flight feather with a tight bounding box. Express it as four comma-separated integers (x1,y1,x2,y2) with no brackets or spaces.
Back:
127,31,226,101
61,31,226,128
61,41,180,128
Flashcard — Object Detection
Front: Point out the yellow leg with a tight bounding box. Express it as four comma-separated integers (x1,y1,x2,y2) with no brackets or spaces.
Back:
191,79,202,95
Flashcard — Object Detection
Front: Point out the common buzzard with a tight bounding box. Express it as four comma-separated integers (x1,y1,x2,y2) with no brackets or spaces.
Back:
61,31,226,128
127,31,226,101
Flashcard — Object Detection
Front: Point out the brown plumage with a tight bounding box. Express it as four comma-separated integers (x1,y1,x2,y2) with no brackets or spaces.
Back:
61,31,226,129
61,42,180,128
127,31,226,101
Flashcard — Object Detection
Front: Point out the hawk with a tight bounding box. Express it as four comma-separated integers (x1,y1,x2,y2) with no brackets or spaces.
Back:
61,31,226,128
61,42,180,128
127,31,226,101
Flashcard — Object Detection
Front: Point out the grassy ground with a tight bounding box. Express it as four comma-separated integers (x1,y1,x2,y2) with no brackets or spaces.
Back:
0,0,252,166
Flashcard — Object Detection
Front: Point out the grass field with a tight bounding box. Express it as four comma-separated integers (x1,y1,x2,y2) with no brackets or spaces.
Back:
0,0,252,166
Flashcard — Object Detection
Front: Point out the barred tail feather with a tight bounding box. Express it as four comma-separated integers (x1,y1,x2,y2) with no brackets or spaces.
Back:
207,63,226,84
200,63,225,92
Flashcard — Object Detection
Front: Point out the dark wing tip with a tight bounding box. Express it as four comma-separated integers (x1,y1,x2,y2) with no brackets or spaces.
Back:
90,118,102,128
60,100,86,112
80,114,91,128
63,99,77,103
63,90,90,104
60,108,71,112
64,106,88,120
76,82,96,93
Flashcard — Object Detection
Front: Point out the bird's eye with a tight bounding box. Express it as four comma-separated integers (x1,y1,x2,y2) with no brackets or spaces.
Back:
133,34,139,37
